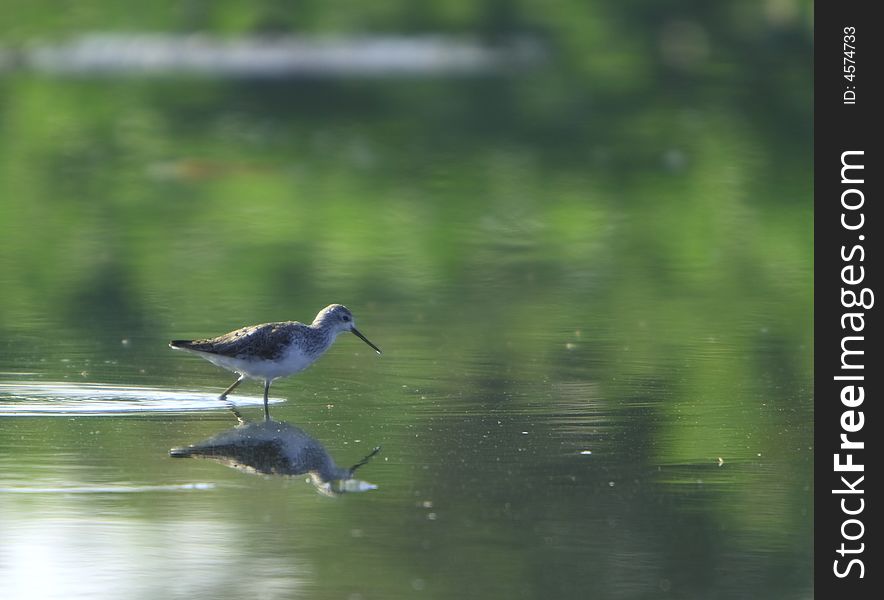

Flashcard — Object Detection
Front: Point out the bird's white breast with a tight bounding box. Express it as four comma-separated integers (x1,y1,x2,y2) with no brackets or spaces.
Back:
248,346,317,380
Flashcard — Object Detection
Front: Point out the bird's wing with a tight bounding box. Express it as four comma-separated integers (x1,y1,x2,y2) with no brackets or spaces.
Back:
182,321,302,360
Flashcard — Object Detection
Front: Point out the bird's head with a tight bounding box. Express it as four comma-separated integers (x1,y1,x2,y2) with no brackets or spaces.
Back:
314,304,381,354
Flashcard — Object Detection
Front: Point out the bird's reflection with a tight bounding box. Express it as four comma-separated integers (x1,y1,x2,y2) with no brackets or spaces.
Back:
170,410,380,495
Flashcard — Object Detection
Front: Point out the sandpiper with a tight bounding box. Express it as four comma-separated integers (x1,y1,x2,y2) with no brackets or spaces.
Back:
169,304,381,419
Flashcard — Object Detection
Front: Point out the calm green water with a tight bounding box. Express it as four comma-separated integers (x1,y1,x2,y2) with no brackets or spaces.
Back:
1,4,812,599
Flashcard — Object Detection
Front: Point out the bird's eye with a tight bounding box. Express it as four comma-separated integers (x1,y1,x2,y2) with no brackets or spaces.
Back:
342,315,351,322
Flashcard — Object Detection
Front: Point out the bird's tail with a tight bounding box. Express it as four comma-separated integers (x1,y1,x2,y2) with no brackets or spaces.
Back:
169,340,194,350
169,446,194,458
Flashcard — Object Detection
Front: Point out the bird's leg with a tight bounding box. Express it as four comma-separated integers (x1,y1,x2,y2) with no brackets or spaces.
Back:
263,380,271,421
219,375,247,423
219,374,245,401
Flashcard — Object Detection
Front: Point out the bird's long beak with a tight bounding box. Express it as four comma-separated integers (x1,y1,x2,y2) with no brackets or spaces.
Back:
351,327,382,354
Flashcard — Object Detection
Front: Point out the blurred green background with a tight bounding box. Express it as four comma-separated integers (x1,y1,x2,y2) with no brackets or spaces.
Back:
1,1,812,599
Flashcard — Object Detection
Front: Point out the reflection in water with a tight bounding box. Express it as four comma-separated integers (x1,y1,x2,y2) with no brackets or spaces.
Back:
9,34,543,78
0,515,309,600
170,415,380,496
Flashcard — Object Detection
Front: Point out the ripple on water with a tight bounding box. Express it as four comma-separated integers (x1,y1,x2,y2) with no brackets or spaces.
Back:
0,381,278,416
0,483,217,494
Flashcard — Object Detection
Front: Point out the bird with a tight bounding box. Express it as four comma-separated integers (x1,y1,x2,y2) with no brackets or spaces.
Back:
169,304,381,419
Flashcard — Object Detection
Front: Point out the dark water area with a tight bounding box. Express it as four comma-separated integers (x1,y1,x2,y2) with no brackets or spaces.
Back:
1,3,812,599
